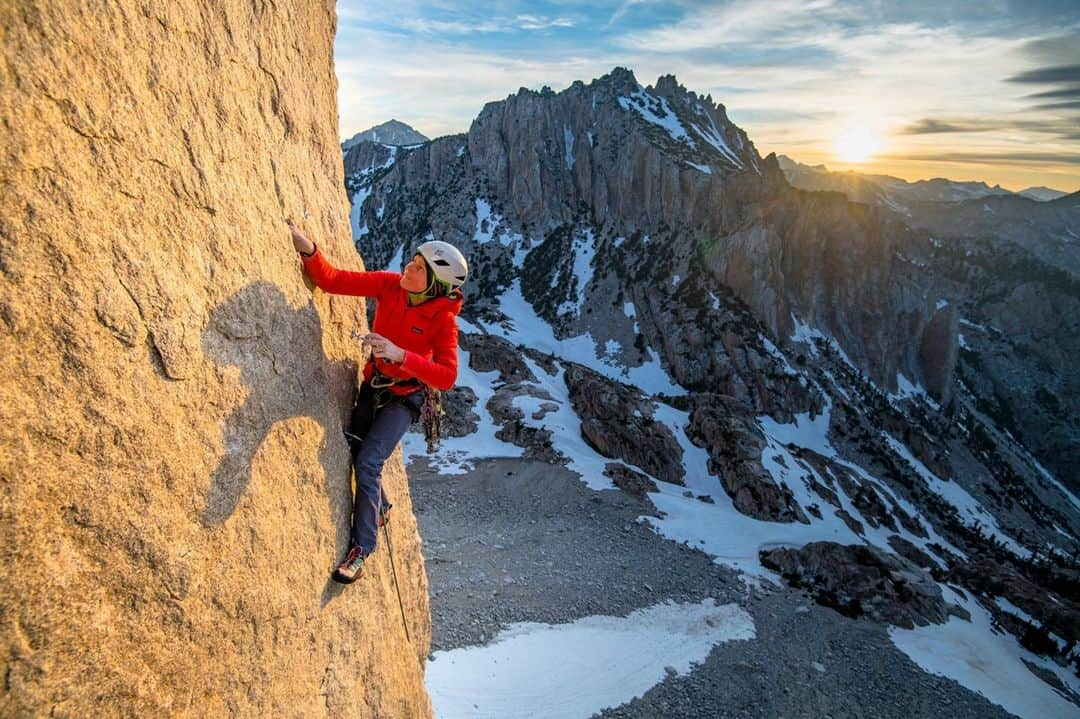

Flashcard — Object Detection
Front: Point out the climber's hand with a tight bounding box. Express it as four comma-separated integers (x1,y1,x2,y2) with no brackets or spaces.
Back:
362,333,405,364
287,218,315,255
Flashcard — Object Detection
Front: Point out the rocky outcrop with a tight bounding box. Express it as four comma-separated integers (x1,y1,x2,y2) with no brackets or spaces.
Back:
604,463,659,501
760,542,966,628
563,363,684,485
343,140,402,184
780,157,1080,489
948,557,1079,653
439,386,481,438
688,396,808,523
0,3,431,717
358,67,956,407
460,332,537,383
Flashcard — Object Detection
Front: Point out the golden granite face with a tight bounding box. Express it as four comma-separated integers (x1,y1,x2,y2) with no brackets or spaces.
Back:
0,2,432,716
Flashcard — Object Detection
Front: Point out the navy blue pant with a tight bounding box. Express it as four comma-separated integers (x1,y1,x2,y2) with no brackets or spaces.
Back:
346,383,422,554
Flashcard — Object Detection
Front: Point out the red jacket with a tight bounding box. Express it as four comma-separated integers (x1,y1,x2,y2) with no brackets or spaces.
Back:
302,248,463,394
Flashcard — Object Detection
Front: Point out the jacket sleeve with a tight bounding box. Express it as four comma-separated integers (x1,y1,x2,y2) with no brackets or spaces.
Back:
400,313,459,390
301,246,398,297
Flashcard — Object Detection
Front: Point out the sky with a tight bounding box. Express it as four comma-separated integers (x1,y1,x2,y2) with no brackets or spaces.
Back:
334,1,1080,192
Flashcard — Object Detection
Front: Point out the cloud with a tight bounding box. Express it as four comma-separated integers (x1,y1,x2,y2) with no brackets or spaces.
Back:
1027,87,1080,99
614,0,853,54
395,14,576,35
1006,60,1080,116
515,14,576,31
902,118,1003,134
1033,100,1080,110
1006,64,1080,84
900,115,1080,142
882,151,1080,167
1018,32,1080,65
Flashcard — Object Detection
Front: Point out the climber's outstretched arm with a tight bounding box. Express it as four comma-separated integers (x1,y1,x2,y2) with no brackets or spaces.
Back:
288,218,396,297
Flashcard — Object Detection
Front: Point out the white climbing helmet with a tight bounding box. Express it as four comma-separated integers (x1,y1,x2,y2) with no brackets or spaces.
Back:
418,240,469,290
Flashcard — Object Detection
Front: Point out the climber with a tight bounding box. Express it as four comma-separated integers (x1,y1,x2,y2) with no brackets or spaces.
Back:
288,218,467,584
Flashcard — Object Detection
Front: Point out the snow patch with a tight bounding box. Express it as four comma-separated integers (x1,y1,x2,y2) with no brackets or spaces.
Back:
383,242,405,273
995,597,1038,627
567,228,596,315
473,198,495,244
349,184,372,240
427,600,755,719
618,86,694,147
891,373,941,411
478,280,684,397
693,112,744,168
890,590,1080,719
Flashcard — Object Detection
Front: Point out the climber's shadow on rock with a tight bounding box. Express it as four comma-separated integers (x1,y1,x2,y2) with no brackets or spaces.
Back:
199,282,356,555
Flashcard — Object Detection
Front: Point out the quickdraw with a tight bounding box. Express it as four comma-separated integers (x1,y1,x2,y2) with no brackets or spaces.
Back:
420,388,443,453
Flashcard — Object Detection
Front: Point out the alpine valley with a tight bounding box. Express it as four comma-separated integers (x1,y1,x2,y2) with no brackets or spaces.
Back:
342,68,1080,718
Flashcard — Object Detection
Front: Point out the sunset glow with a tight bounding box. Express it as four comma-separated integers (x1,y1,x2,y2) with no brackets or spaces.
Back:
833,126,884,163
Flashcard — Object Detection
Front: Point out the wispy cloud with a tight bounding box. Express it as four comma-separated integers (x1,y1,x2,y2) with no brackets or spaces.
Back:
1027,87,1080,99
901,116,1079,138
398,13,575,34
1007,64,1080,84
883,150,1080,166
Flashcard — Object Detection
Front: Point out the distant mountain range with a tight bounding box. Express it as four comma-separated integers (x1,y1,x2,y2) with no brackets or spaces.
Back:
777,155,1069,207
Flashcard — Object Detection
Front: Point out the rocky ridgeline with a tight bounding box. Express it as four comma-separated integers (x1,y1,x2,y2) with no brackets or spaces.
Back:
347,68,1080,673
1,3,432,717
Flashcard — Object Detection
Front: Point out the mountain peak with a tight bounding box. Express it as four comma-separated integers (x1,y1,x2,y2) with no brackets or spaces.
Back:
1019,185,1069,202
342,119,429,150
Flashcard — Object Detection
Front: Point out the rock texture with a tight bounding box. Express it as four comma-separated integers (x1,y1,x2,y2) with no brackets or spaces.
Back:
0,3,432,717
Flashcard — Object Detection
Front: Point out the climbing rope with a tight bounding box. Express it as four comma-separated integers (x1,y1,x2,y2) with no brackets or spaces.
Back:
381,489,411,645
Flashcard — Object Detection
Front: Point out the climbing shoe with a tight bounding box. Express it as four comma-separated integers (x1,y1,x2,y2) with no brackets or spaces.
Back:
332,545,367,584
378,501,393,528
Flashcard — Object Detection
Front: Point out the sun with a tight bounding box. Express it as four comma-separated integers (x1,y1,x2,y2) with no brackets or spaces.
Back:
833,125,883,163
